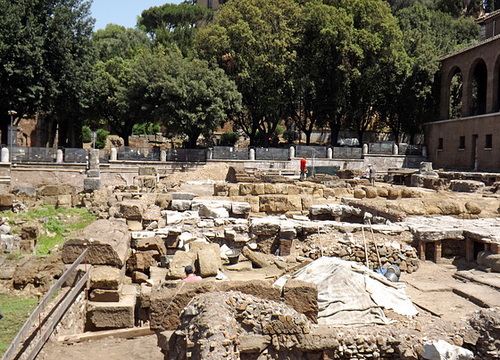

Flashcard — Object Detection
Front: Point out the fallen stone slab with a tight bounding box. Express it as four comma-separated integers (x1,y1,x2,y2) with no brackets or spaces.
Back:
423,339,473,360
87,284,136,329
167,251,197,279
90,285,122,302
189,242,221,277
282,279,318,323
344,199,406,222
451,281,500,308
62,219,130,267
170,200,192,212
119,200,146,220
242,246,270,268
135,236,166,255
250,217,281,236
231,202,251,217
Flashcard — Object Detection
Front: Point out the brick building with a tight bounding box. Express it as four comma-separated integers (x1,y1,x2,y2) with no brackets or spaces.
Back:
426,10,500,172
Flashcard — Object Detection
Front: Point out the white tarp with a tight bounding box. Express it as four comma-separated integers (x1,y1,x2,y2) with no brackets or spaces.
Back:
274,257,418,326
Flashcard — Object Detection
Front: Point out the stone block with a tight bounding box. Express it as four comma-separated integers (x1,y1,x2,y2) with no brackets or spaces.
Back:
135,236,166,255
238,335,271,353
244,196,260,213
57,194,72,209
250,218,281,236
353,188,366,199
167,251,197,279
0,194,14,207
198,204,229,218
119,200,145,220
170,200,191,211
171,192,195,200
283,279,318,323
280,239,292,256
196,243,221,277
264,183,277,194
20,224,39,241
363,187,378,198
19,239,35,253
37,184,60,197
143,205,162,221
84,178,102,192
87,285,136,329
231,202,251,216
239,183,254,196
132,271,149,284
450,180,485,193
388,188,401,200
90,265,125,290
127,220,143,231
62,219,130,267
259,195,302,213
323,188,336,198
253,183,265,195
43,196,58,206
279,222,297,240
155,194,172,209
90,286,122,302
127,250,158,273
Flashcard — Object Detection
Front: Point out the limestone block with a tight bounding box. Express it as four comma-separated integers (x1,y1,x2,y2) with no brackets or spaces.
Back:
465,202,482,215
231,202,251,216
170,200,192,211
259,195,302,213
353,188,366,199
90,286,121,302
323,188,336,198
275,183,287,194
377,187,389,198
283,279,318,323
126,220,143,231
450,180,485,193
264,183,276,194
214,183,230,196
388,188,401,200
57,194,72,209
279,222,297,240
238,335,271,353
38,184,76,196
228,185,239,197
62,219,130,267
135,236,166,255
301,195,312,212
119,200,145,220
437,200,466,215
251,183,264,195
167,251,197,279
363,187,378,198
171,192,195,200
239,183,254,196
127,250,158,273
143,205,162,221
242,247,270,268
198,204,230,218
309,205,332,217
89,265,125,290
250,217,281,236
422,340,473,360
477,251,500,272
132,271,149,284
287,185,300,195
196,243,221,277
19,239,35,253
155,194,172,209
0,194,14,207
87,285,136,329
192,199,231,212
43,196,58,206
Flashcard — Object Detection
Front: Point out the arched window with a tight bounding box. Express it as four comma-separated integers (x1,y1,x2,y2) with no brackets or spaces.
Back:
449,69,463,119
470,61,487,115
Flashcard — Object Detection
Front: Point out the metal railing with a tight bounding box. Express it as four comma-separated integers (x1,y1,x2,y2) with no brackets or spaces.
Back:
1,248,88,360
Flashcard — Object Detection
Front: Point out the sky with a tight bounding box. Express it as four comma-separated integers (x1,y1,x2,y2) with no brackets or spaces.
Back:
90,0,183,31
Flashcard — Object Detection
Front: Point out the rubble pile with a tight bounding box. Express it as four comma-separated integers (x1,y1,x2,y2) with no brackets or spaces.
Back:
466,307,500,358
303,235,419,273
159,291,467,360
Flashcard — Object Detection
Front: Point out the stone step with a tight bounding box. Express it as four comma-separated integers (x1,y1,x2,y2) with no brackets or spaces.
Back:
454,269,500,291
451,281,500,308
87,284,137,329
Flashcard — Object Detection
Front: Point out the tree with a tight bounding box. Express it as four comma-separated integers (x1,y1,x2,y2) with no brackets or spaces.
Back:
196,0,300,146
139,3,213,57
390,4,479,143
92,24,151,62
127,48,242,148
0,0,96,148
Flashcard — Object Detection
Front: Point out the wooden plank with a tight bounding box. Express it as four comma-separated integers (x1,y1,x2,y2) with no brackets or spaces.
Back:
58,327,155,345
1,248,88,360
25,273,89,360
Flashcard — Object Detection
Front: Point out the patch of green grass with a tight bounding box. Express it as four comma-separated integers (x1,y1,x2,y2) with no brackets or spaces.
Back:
5,205,97,255
0,294,39,356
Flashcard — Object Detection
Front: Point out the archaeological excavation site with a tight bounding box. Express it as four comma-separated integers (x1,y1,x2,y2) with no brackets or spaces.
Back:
1,158,500,360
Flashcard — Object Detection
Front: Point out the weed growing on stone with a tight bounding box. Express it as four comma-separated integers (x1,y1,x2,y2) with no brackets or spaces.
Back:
4,205,96,255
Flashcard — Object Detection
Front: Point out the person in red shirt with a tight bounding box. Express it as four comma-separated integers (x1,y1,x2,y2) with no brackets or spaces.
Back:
300,157,308,181
183,265,202,282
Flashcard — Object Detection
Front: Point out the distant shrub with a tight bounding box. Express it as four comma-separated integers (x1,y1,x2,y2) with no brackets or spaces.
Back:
133,122,161,135
220,132,239,146
82,126,91,142
95,129,109,149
